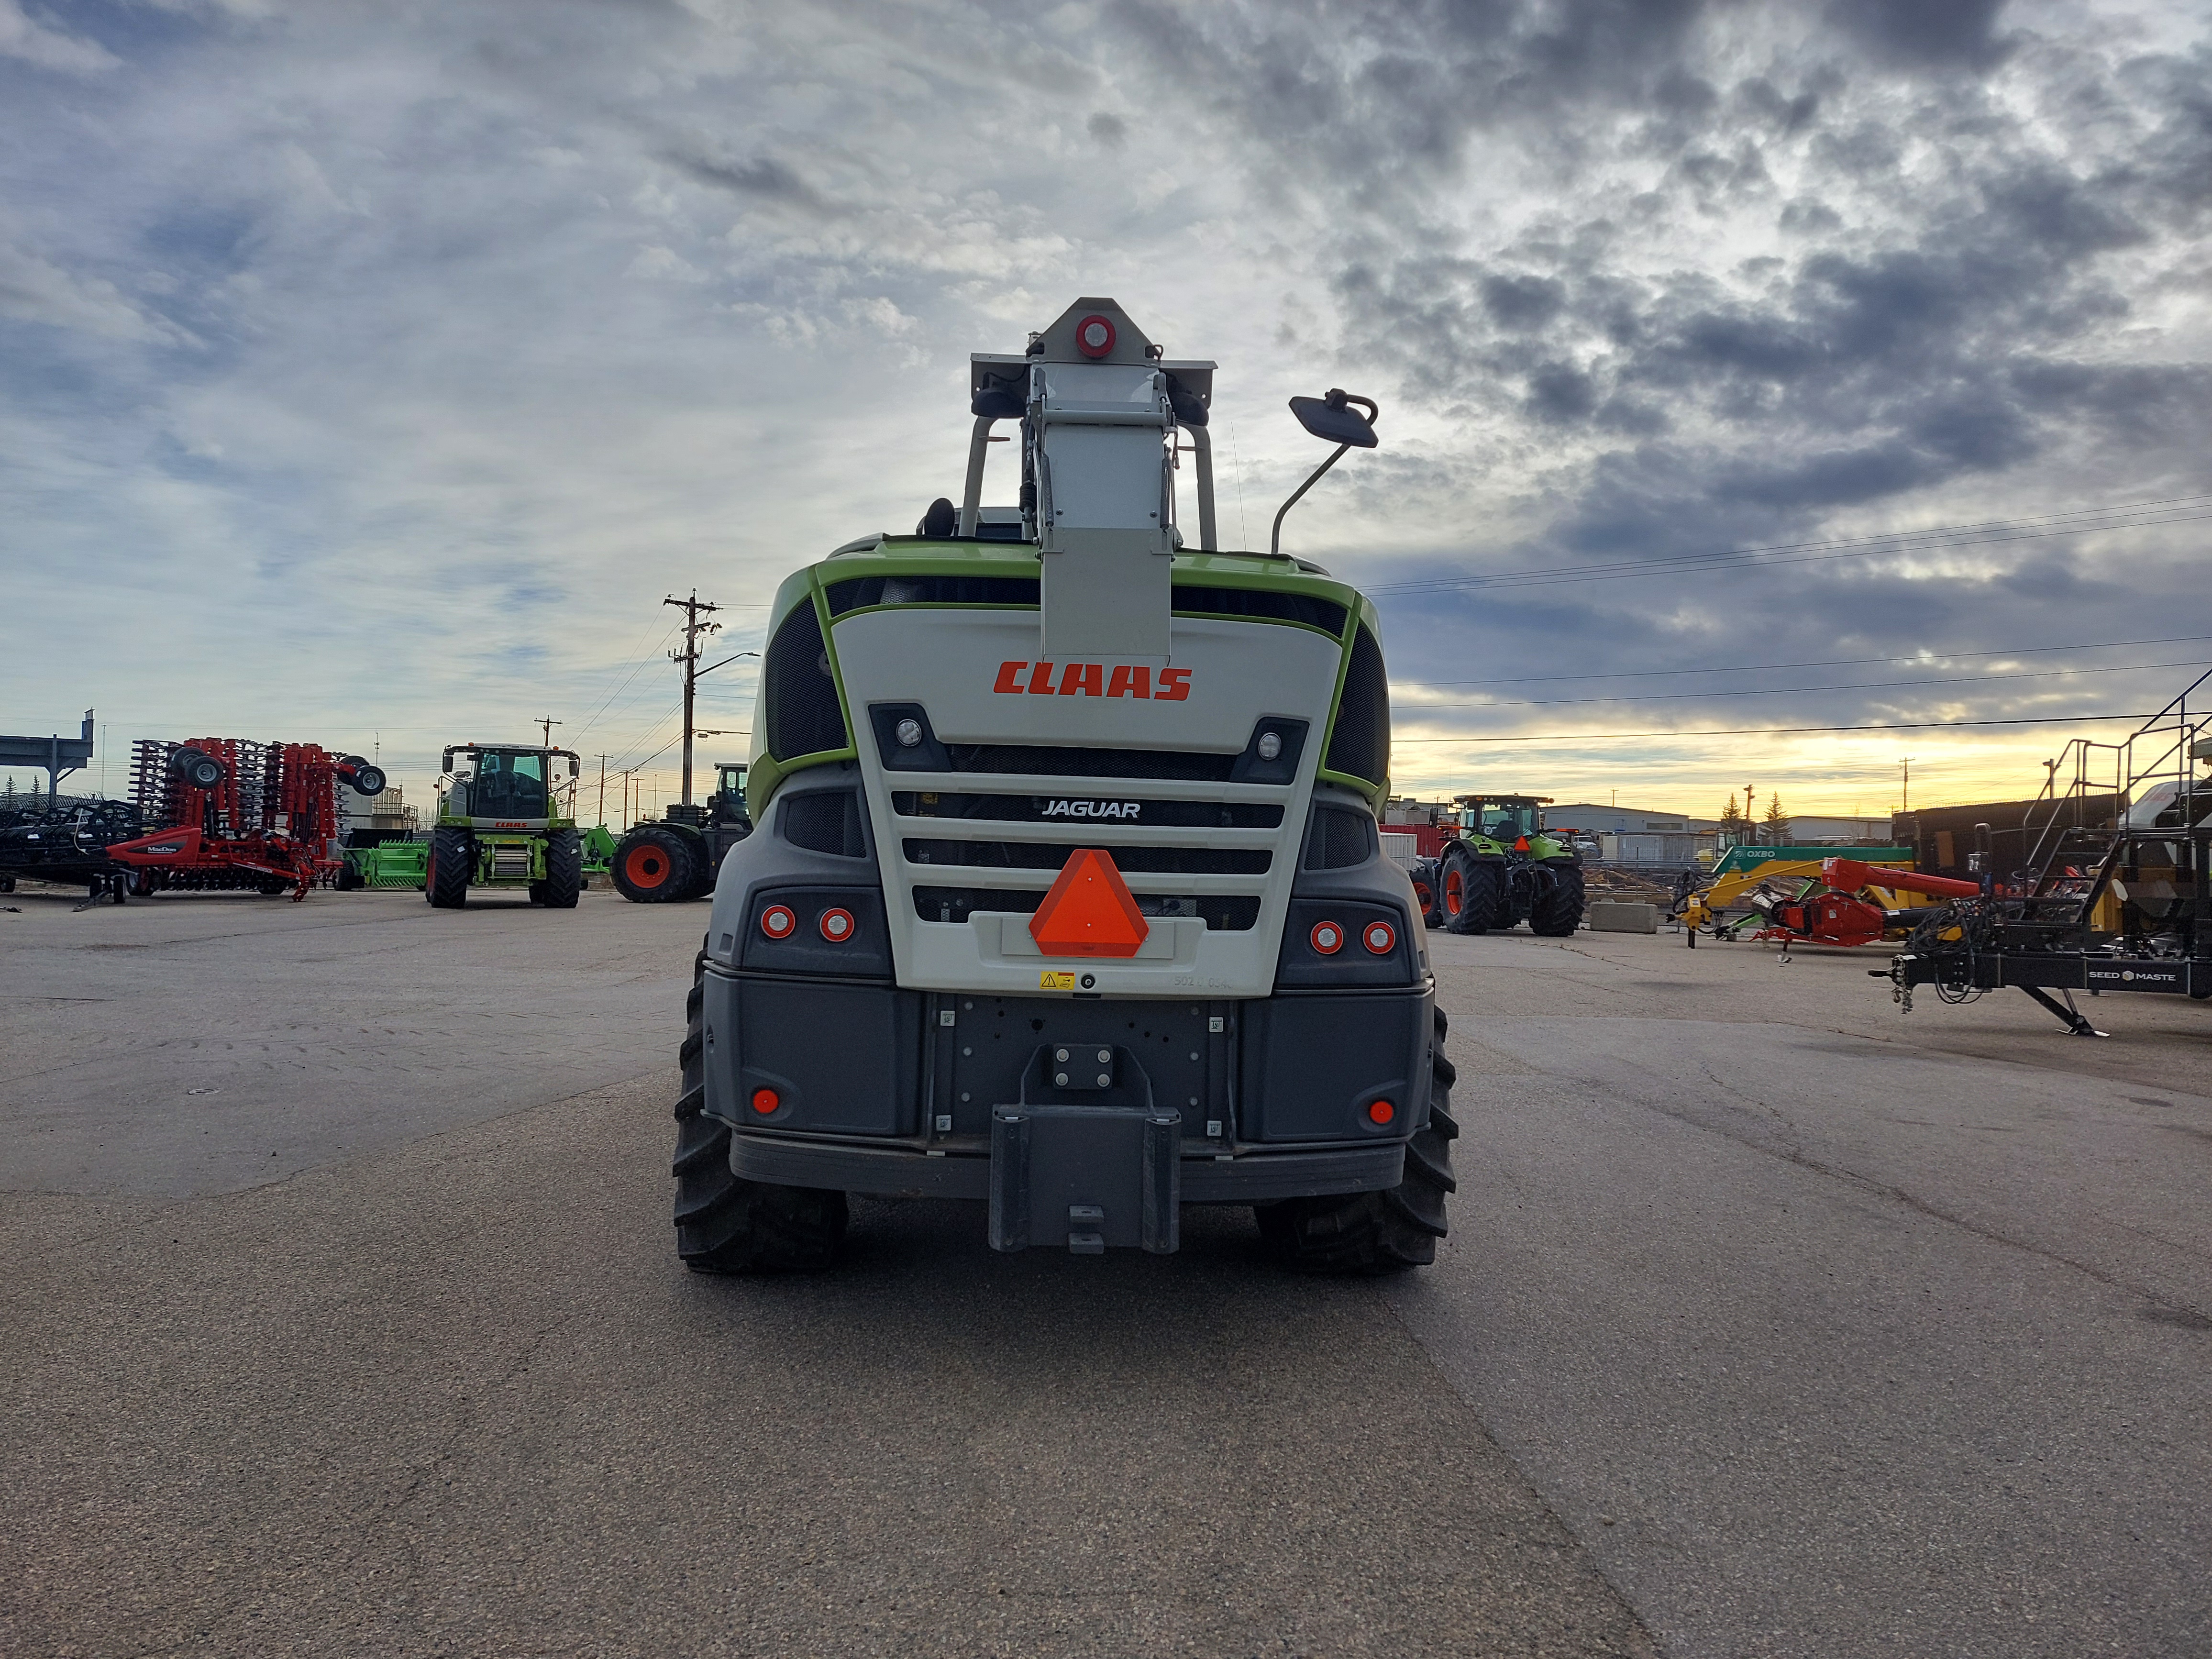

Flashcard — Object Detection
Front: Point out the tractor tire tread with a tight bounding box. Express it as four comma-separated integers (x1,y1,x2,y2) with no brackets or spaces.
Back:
1529,862,1586,937
542,828,583,909
427,828,472,908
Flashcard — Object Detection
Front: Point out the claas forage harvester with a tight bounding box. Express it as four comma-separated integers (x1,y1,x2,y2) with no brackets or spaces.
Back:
674,298,1457,1274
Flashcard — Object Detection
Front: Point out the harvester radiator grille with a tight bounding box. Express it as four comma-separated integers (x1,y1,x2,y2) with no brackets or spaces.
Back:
784,790,868,858
911,886,1260,930
891,791,1283,829
763,600,850,760
940,743,1238,782
1323,624,1390,787
1303,804,1377,870
491,847,534,881
826,574,1040,615
903,838,1270,875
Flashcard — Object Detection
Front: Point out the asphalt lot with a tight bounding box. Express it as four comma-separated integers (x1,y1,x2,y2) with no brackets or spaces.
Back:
4,885,2208,1655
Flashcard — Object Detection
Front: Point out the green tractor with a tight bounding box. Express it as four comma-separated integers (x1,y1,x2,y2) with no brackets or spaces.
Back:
610,761,753,903
1437,794,1585,937
425,743,584,909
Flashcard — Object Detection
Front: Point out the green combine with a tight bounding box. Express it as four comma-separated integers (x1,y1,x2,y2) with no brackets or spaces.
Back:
1437,794,1585,936
426,743,584,909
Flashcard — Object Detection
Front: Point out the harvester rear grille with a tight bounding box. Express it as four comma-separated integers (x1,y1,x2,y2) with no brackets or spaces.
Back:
911,886,1260,930
902,838,1271,875
891,791,1283,829
942,743,1238,781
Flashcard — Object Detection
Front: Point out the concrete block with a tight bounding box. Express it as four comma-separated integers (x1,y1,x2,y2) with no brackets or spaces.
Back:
1586,900,1659,934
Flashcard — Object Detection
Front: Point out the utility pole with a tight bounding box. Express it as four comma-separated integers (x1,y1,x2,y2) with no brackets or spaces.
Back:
537,716,562,749
596,754,608,827
1901,757,1912,815
664,591,722,808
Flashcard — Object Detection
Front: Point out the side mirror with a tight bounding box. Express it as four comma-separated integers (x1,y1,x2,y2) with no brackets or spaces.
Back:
569,757,580,778
1289,389,1378,449
1272,389,1381,555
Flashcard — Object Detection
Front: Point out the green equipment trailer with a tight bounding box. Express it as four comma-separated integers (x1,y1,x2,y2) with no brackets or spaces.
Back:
425,743,584,909
338,838,430,890
1435,794,1585,936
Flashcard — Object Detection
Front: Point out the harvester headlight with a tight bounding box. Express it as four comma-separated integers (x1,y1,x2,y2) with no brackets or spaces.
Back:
895,718,924,749
1256,732,1283,762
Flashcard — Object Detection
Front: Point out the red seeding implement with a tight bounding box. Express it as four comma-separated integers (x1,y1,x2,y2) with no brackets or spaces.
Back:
106,738,385,899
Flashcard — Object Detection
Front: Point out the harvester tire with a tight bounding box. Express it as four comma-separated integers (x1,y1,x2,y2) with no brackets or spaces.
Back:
427,828,472,908
1529,863,1585,937
613,825,695,904
672,962,847,1272
1441,847,1503,934
539,829,582,909
1257,1010,1457,1274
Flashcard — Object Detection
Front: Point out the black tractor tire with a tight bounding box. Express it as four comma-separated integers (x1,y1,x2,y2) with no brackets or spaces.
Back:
1529,861,1586,937
539,829,582,908
672,960,847,1272
427,828,472,908
1441,847,1504,935
612,825,696,904
683,839,722,901
171,747,226,790
1410,857,1447,930
1257,1005,1458,1273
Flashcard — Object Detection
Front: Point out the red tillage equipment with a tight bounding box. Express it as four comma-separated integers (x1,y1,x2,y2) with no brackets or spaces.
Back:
1739,858,1984,951
106,738,385,899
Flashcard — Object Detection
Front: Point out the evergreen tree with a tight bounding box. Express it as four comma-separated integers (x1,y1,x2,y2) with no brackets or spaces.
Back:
1761,794,1792,842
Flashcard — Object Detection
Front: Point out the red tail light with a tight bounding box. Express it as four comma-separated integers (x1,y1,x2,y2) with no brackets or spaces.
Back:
1310,920,1344,955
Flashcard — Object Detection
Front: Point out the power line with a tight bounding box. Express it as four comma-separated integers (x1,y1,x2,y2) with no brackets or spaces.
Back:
1395,656,2210,711
575,619,682,737
1393,710,2159,745
1394,631,2212,689
1362,491,2212,597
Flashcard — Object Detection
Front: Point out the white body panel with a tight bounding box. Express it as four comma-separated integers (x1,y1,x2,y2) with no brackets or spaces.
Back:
828,607,1344,999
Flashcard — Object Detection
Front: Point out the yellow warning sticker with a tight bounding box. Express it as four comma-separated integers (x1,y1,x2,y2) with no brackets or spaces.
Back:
1039,970,1076,990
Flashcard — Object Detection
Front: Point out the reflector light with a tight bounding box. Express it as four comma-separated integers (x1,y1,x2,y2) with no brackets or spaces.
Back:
1367,1099,1395,1125
1310,920,1343,955
752,1087,780,1115
1362,920,1396,954
818,907,855,942
760,904,796,939
1075,313,1116,358
1029,847,1149,958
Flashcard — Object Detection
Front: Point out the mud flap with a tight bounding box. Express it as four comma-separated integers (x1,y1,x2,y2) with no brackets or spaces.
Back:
988,1046,1181,1254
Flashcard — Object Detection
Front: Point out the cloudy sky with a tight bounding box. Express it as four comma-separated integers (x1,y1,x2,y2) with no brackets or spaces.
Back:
4,0,2210,824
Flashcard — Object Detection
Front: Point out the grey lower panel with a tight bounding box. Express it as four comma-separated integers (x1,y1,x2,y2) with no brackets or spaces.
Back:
727,1132,1401,1204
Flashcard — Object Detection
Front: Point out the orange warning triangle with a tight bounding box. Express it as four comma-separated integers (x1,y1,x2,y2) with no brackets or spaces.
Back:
1029,847,1150,959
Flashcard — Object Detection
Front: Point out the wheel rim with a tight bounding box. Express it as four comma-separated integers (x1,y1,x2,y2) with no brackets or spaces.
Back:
1444,868,1462,915
623,846,669,889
